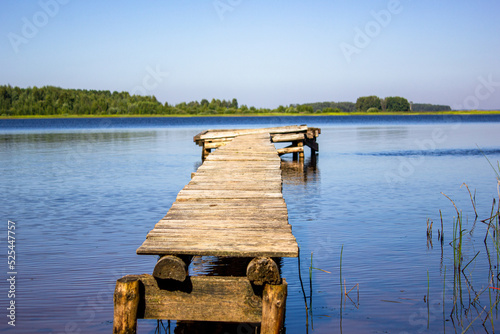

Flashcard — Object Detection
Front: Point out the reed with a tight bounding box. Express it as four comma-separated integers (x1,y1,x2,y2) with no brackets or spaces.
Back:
340,244,343,328
340,245,343,302
297,247,309,330
297,248,332,332
427,270,430,329
443,265,446,333
309,252,314,330
435,159,500,332
427,218,434,249
461,183,478,218
440,210,444,244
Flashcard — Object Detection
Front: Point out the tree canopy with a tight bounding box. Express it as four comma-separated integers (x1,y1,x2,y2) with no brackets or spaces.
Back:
384,96,410,112
0,85,452,116
356,96,382,112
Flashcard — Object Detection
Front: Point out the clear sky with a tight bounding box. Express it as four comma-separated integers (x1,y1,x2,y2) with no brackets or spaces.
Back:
1,0,499,109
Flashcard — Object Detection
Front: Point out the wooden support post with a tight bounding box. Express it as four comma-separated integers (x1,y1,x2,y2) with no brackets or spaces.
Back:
153,255,191,281
261,279,287,334
201,142,211,161
113,275,140,334
292,141,298,161
298,141,304,161
246,257,281,286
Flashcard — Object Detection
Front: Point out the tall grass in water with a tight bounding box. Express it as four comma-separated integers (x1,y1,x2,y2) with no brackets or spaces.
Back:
297,248,331,333
432,156,500,332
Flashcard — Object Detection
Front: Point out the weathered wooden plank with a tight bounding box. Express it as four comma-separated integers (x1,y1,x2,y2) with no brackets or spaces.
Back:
203,141,230,150
211,149,278,154
170,198,287,207
190,173,283,181
138,275,263,323
169,199,287,208
271,133,305,143
153,221,292,231
164,206,288,215
191,174,282,180
176,190,283,200
163,211,288,221
204,155,280,162
145,233,297,244
137,241,298,257
193,125,308,142
184,180,281,192
196,164,280,171
199,158,281,165
277,146,304,155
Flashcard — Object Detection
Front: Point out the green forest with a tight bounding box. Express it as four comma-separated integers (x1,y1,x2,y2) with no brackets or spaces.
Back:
0,85,453,117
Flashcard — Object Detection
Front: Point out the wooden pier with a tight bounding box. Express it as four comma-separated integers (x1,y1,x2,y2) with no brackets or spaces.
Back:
114,126,320,333
194,125,320,161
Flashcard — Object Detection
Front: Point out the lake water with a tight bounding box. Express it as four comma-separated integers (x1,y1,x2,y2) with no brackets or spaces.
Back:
1,115,500,333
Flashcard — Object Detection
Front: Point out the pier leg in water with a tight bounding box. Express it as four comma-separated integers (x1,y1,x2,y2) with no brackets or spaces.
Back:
261,279,288,334
292,141,299,161
113,275,140,334
298,141,304,162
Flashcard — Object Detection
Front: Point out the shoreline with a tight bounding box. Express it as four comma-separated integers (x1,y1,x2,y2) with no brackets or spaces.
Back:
1,110,500,119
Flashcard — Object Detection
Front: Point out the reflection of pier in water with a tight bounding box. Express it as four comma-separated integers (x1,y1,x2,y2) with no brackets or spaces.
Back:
281,158,320,186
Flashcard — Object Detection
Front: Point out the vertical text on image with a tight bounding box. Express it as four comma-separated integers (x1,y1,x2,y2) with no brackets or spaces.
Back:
7,220,17,327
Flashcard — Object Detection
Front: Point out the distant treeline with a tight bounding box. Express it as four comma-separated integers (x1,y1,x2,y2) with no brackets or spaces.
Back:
411,103,452,112
300,97,451,113
293,101,356,113
0,85,452,116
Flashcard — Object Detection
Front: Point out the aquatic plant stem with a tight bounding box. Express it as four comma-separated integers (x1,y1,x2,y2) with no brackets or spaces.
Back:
309,253,313,314
443,265,446,333
340,245,343,331
461,183,478,218
297,247,309,331
427,270,430,329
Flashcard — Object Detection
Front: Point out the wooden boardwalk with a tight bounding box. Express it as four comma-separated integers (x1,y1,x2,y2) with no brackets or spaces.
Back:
137,132,298,258
114,127,320,334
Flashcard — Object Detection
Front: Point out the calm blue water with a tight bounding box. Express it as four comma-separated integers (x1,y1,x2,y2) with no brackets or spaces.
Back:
1,115,499,333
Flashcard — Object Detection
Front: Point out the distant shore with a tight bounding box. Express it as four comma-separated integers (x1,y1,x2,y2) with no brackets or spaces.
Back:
1,110,500,119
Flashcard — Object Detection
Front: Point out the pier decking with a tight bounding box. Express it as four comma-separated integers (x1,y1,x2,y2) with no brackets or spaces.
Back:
114,126,320,334
136,132,298,258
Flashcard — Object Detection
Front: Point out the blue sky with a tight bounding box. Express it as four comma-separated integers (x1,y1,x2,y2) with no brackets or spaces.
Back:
1,0,499,109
